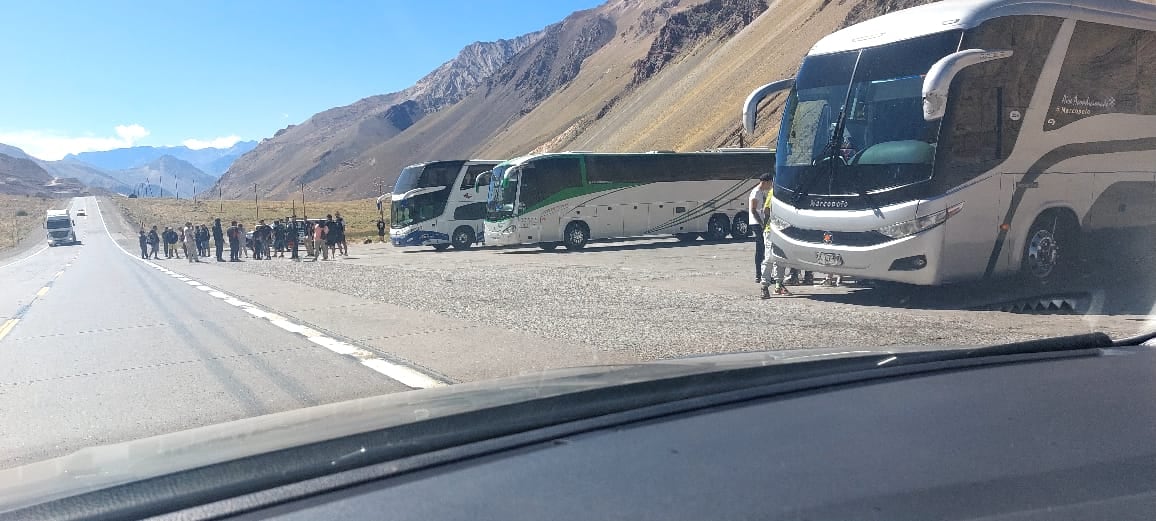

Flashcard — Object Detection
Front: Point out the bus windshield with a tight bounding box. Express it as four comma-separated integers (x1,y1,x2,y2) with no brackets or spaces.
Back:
393,161,464,195
46,218,71,230
390,190,449,229
486,164,519,219
776,31,961,200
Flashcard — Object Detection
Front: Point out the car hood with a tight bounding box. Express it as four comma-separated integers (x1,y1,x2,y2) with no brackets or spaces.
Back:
0,347,893,510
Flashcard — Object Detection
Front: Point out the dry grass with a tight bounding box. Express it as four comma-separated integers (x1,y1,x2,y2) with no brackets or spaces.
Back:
112,195,389,240
0,194,56,251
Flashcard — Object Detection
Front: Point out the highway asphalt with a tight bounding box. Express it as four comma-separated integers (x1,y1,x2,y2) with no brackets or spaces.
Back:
0,197,409,469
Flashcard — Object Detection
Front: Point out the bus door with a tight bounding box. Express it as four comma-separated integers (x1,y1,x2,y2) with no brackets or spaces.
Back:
622,203,650,236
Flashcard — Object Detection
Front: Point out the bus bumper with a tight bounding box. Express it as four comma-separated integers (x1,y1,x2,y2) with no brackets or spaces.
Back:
390,228,449,247
770,225,947,286
483,221,521,246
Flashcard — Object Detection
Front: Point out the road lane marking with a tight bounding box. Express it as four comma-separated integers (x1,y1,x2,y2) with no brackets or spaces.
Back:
54,271,65,278
91,198,450,389
0,246,50,271
0,319,19,342
35,287,50,298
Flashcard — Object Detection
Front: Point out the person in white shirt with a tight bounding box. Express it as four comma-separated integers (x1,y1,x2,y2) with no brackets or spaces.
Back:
748,172,773,283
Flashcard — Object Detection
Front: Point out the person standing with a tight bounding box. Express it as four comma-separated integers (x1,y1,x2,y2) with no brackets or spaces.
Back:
760,184,790,299
227,221,241,261
148,226,160,259
334,212,347,256
212,218,225,262
138,229,149,259
313,219,328,261
238,223,248,258
287,218,300,261
749,173,772,283
324,214,338,260
252,220,266,260
162,226,175,258
376,219,386,243
273,219,286,258
183,222,200,263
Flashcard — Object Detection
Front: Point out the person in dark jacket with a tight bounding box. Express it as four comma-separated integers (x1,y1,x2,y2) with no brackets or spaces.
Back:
138,229,149,259
148,226,160,259
212,218,225,262
227,221,241,261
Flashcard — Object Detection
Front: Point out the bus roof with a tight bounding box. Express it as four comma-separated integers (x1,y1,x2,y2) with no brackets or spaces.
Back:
498,150,775,168
810,0,1156,56
403,159,502,169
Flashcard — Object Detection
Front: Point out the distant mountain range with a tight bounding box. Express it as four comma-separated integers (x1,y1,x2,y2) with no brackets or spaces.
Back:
66,141,257,177
0,141,257,196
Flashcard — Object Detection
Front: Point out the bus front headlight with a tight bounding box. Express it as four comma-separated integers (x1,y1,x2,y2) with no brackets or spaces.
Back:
767,213,792,232
876,203,963,239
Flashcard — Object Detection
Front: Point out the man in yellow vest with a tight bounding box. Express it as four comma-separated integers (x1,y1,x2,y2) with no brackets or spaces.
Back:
760,177,790,299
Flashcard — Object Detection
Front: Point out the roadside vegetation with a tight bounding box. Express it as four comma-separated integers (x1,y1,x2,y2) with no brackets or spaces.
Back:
0,194,55,251
113,195,389,240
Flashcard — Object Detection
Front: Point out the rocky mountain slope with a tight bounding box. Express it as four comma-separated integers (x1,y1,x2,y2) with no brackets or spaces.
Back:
219,0,936,200
0,153,56,196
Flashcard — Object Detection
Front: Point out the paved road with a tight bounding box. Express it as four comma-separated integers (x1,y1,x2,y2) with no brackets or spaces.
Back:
0,197,409,469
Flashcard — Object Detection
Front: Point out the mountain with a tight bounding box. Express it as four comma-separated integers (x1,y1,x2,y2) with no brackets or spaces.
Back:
217,0,934,200
66,141,257,177
0,143,33,161
107,155,216,199
0,152,56,196
41,159,133,194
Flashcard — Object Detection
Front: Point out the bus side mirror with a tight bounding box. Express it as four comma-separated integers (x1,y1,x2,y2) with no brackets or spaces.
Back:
923,49,1013,121
743,78,795,135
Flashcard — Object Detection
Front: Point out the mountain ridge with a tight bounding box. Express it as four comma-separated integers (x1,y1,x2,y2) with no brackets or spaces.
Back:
67,141,257,177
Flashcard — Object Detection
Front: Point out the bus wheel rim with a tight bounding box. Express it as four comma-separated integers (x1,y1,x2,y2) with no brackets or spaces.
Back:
569,228,584,244
1026,229,1058,278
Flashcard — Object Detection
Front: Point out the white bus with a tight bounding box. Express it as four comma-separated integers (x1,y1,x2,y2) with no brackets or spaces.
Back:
743,0,1156,286
388,160,501,250
484,151,774,250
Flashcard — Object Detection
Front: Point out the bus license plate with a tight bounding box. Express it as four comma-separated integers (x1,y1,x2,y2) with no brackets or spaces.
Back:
815,252,843,267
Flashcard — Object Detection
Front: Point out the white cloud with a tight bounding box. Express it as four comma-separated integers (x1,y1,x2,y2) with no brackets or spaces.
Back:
182,135,242,150
0,124,151,161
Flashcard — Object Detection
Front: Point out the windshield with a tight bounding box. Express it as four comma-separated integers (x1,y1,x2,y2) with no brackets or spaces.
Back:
776,31,961,200
392,162,464,195
5,3,1156,512
390,189,449,228
485,163,520,219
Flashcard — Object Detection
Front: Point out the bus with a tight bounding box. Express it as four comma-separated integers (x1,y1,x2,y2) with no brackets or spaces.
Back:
483,150,774,250
388,160,501,250
742,0,1156,286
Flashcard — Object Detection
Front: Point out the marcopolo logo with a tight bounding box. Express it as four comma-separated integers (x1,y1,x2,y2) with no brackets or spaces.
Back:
809,199,849,209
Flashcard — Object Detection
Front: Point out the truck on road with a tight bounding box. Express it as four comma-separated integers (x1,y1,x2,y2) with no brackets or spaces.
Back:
45,210,78,246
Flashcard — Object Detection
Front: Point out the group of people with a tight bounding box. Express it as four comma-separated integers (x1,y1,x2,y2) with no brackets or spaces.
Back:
137,212,351,263
749,173,841,299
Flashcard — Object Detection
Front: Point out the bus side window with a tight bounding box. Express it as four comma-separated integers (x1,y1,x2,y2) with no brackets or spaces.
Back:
462,164,492,190
520,158,582,208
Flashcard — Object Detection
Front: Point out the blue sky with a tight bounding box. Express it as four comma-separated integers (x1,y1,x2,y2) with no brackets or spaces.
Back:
0,0,603,160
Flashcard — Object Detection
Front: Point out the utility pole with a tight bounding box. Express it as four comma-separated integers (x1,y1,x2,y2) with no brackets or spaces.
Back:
300,181,306,221
254,183,259,220
219,186,224,212
377,178,386,222
175,180,179,200
192,181,197,205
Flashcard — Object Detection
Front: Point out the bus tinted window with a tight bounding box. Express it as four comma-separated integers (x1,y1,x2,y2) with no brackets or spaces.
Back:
937,16,1059,188
461,164,492,190
454,202,487,221
421,162,465,188
520,157,582,208
586,154,769,184
1047,21,1156,130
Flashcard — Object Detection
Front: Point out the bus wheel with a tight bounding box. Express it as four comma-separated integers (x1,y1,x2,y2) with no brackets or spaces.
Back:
433,244,451,252
563,222,589,250
451,226,475,250
1021,210,1078,286
705,214,731,241
731,213,750,239
539,242,560,251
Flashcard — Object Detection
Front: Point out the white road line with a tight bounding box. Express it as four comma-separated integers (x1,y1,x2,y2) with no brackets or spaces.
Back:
362,359,446,389
0,245,49,271
91,198,448,389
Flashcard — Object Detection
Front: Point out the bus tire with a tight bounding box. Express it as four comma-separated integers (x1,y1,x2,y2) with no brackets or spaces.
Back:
451,226,475,250
705,214,731,241
731,213,750,239
563,222,589,250
539,242,560,251
1020,210,1079,287
433,244,451,252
